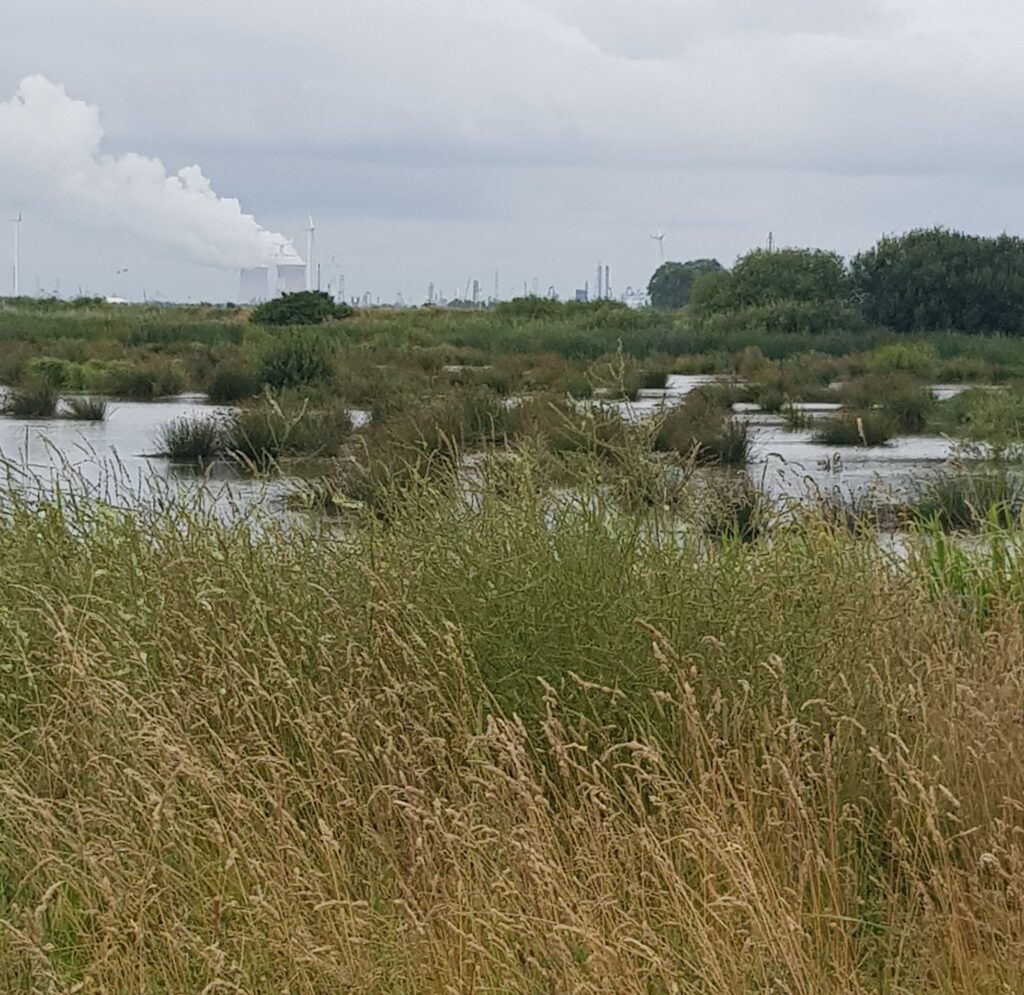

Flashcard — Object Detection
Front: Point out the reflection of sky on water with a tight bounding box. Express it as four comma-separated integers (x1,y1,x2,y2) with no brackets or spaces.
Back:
0,394,290,519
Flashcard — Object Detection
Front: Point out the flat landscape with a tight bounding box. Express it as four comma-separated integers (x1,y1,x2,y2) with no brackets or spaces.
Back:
4,236,1024,991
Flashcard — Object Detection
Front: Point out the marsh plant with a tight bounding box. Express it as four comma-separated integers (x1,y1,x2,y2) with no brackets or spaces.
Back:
154,414,225,462
812,411,893,447
3,381,58,418
61,395,108,421
653,391,750,464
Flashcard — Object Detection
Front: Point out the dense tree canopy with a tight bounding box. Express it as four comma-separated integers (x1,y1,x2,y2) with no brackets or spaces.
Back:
647,259,723,310
689,248,849,317
850,228,1024,334
251,291,353,327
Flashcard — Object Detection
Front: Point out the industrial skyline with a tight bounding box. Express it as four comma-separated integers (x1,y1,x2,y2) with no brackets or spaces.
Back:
7,1,1024,305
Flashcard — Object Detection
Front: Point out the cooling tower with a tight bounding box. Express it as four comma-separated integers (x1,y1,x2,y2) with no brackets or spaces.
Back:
276,262,307,296
238,266,269,304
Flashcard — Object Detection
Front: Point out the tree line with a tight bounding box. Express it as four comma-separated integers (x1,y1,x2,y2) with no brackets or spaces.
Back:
648,228,1024,335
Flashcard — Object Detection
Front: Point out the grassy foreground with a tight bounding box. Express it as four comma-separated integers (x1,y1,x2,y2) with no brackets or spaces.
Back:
2,461,1024,993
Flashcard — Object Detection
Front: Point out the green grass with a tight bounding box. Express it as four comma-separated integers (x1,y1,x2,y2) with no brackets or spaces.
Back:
225,396,353,466
904,462,1024,531
205,361,261,402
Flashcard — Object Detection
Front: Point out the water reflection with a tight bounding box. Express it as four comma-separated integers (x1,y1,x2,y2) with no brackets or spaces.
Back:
0,394,289,518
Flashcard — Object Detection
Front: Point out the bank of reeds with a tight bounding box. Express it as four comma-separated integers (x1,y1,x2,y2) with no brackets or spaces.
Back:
904,461,1024,530
3,461,1024,990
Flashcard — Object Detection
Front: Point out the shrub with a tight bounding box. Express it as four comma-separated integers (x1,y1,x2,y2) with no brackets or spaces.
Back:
862,342,937,378
838,373,934,434
653,392,750,465
366,389,506,459
251,291,353,327
906,464,1024,531
26,356,81,389
226,398,353,466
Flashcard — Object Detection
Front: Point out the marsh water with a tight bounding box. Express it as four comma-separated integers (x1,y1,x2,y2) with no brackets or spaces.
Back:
0,393,290,517
0,377,979,515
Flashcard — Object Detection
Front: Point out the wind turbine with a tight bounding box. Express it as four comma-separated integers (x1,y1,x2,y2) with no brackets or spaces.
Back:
305,213,316,292
650,229,666,264
11,212,22,297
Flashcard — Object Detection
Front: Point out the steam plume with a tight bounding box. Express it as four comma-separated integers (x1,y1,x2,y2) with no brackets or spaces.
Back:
0,76,301,269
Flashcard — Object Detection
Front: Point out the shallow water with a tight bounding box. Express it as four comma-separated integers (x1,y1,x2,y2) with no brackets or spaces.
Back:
0,394,287,517
594,376,978,503
0,383,989,517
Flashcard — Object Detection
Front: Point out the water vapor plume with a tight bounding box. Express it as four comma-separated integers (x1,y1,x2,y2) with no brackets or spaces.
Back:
0,76,301,269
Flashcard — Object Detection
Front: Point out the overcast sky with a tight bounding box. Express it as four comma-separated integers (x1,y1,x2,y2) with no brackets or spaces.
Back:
3,0,1024,303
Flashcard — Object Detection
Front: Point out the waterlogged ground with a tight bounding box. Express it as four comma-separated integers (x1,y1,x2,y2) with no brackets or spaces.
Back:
605,375,971,503
0,378,984,515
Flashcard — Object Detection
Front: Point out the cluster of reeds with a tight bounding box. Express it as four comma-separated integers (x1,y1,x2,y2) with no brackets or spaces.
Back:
154,396,354,465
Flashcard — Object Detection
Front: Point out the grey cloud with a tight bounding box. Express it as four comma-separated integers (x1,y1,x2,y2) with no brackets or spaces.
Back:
4,0,1024,302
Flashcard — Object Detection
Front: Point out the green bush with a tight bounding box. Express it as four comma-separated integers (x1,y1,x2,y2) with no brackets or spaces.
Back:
226,398,353,466
906,465,1024,531
26,356,82,389
861,342,937,378
653,392,750,465
838,374,934,434
251,291,353,327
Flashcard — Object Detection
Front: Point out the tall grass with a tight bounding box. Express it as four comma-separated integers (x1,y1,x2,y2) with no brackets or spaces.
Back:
154,415,225,461
2,462,1024,990
653,391,750,464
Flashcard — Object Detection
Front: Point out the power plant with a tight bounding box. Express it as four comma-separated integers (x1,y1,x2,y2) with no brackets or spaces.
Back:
238,266,270,304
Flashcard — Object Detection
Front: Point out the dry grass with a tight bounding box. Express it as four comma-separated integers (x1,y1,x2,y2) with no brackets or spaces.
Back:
2,461,1024,992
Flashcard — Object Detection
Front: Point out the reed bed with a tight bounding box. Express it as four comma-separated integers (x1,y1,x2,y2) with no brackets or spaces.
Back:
2,457,1024,992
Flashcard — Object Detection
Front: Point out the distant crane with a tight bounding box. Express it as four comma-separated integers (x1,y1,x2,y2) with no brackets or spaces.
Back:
11,212,22,296
650,230,666,264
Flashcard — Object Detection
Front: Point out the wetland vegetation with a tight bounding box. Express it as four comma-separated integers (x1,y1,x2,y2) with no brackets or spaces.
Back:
6,227,1024,991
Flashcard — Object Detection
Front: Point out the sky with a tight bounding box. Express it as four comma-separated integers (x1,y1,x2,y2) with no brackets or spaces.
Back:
3,0,1024,304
